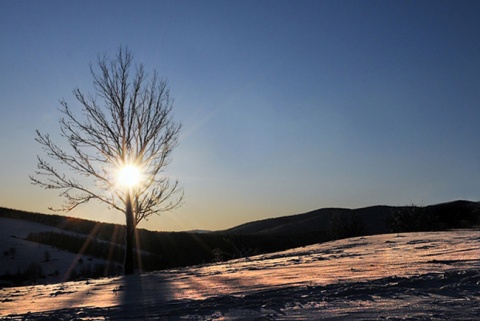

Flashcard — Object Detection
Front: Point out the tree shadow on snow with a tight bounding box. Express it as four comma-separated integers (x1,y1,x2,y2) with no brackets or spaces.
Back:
109,272,175,319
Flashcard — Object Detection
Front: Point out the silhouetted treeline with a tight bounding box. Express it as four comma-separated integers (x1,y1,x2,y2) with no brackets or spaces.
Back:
0,208,125,244
25,229,331,272
327,212,365,240
26,231,124,262
25,231,162,272
2,200,480,276
387,200,480,233
0,262,46,286
135,230,332,267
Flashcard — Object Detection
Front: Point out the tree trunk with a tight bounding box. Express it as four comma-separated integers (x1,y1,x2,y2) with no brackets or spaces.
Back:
124,192,135,275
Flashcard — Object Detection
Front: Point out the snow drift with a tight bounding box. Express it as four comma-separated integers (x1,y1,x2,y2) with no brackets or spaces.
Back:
1,230,479,320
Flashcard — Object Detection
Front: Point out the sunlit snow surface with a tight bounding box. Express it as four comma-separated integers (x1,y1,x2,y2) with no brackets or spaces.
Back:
1,231,479,320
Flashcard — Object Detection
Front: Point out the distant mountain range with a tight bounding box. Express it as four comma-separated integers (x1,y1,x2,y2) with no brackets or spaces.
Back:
1,200,479,286
2,200,479,237
222,200,480,235
223,205,391,235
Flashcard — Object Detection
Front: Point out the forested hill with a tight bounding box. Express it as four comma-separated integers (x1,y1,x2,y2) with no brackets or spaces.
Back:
0,207,126,244
223,206,392,236
2,200,480,240
1,200,479,283
222,200,480,236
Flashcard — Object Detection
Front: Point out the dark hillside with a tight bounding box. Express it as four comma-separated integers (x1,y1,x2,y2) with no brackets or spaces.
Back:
0,207,125,244
1,200,479,280
223,201,480,237
224,208,351,235
426,200,480,228
223,206,393,236
388,200,480,232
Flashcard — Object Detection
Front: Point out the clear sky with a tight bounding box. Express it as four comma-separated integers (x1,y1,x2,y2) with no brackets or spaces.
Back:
1,0,480,232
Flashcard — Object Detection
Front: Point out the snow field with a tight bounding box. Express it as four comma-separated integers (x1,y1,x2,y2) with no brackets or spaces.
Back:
1,230,479,320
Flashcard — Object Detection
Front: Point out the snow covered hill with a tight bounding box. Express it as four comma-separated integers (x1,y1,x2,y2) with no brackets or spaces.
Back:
0,217,112,286
1,230,479,320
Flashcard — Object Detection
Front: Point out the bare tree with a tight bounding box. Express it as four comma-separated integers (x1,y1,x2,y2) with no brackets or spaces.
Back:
30,46,183,275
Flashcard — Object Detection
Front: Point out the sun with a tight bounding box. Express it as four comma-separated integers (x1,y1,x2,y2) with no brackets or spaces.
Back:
116,164,142,188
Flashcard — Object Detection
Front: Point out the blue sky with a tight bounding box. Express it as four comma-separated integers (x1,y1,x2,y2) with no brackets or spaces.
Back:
1,1,480,231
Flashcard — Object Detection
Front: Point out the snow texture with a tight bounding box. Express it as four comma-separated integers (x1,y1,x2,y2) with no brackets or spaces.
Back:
1,230,479,320
0,217,110,285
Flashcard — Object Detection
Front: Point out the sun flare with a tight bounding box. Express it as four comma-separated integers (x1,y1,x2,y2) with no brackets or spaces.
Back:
116,164,142,188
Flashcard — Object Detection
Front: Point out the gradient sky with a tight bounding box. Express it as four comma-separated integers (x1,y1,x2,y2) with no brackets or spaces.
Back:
1,1,480,232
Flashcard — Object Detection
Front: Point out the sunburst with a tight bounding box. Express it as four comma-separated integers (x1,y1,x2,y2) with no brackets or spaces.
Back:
116,164,142,188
